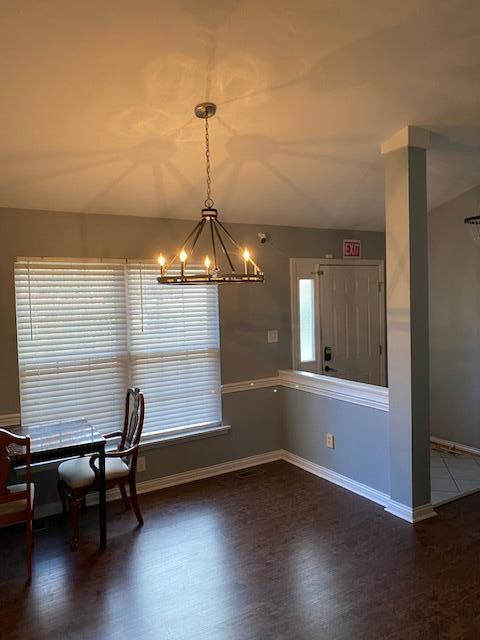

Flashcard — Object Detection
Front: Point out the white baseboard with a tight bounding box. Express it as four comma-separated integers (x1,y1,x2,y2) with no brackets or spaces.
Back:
35,450,284,519
35,448,435,525
282,450,437,523
431,435,480,458
384,499,437,523
281,449,390,508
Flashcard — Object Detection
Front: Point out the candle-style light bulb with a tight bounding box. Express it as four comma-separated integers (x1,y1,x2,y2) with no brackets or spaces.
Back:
179,249,187,277
204,255,211,272
243,248,250,275
157,254,166,275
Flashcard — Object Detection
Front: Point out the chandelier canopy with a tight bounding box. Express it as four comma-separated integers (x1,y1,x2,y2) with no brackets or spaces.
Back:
157,102,264,285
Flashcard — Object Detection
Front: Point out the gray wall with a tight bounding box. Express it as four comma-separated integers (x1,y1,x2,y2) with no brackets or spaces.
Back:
282,388,390,495
0,207,385,409
0,206,385,508
33,387,282,508
429,185,480,448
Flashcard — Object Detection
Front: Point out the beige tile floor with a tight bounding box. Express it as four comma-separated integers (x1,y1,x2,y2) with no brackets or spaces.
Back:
431,446,480,505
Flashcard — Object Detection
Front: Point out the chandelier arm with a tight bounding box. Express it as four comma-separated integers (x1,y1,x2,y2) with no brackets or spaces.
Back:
213,220,235,272
209,218,218,269
216,218,262,272
188,217,207,254
168,218,204,266
215,219,244,252
166,220,202,270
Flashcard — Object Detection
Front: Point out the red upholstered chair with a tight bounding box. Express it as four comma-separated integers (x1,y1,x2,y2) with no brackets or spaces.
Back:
0,429,34,582
57,388,145,550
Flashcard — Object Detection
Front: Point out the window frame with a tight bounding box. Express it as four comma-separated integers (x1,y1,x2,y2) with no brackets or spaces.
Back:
290,259,320,374
289,257,386,384
14,256,223,442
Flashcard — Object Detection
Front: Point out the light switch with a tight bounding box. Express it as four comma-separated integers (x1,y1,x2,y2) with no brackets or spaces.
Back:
267,329,278,343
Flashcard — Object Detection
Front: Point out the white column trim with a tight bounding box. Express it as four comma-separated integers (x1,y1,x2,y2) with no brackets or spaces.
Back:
384,499,437,523
381,125,430,154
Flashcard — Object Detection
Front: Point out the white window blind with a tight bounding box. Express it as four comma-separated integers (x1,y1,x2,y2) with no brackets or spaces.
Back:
126,263,221,437
14,258,222,438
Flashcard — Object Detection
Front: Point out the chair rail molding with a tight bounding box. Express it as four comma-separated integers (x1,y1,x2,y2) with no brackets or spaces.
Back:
278,370,389,411
0,370,388,430
221,377,280,394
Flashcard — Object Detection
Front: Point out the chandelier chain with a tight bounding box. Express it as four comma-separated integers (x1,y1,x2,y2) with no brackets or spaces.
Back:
204,116,214,209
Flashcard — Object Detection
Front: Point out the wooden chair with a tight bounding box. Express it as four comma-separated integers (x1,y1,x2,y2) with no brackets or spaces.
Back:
57,388,145,550
0,429,34,582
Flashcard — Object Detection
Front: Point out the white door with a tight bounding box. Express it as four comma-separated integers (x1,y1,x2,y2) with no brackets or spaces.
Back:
319,264,383,385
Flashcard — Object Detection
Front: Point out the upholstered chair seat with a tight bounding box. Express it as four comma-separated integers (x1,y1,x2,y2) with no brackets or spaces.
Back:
0,483,35,517
58,457,129,489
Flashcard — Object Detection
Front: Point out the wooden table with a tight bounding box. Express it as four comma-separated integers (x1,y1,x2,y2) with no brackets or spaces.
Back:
7,418,107,550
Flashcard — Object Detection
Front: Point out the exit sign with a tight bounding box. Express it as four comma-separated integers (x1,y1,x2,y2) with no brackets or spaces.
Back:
343,239,362,258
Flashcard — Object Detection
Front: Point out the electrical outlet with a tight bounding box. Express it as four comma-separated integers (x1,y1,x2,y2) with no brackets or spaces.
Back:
267,329,278,343
326,433,335,449
137,456,146,473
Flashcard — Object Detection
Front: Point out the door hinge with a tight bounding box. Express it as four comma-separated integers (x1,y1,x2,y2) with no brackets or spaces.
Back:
379,344,383,355
378,281,382,293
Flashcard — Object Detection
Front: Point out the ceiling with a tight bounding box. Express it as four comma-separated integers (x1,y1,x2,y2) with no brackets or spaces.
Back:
1,0,479,230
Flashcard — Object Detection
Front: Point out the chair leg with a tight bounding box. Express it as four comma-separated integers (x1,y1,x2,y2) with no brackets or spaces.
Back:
57,480,68,516
128,478,143,526
69,497,81,551
119,483,130,510
26,517,33,584
81,497,87,514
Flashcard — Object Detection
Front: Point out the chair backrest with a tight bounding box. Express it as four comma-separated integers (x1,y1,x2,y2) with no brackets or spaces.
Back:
0,429,32,517
120,388,145,466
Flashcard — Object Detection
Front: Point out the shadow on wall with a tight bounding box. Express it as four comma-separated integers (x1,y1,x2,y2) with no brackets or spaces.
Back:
1,1,479,224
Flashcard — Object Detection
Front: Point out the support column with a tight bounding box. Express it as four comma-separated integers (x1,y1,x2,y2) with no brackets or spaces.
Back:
382,127,436,522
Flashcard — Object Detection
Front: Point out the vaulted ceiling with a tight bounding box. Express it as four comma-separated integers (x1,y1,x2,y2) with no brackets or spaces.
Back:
1,0,479,230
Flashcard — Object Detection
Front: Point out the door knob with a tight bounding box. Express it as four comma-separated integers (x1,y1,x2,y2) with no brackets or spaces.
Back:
324,365,337,372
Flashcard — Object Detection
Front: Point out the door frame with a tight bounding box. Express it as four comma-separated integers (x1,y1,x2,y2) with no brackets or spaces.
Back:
290,258,386,386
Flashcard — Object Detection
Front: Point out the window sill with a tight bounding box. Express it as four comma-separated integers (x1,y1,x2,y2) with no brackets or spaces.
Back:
139,424,231,450
25,425,231,473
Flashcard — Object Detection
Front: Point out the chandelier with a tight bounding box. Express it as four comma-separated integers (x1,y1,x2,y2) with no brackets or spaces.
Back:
157,102,264,285
465,214,480,246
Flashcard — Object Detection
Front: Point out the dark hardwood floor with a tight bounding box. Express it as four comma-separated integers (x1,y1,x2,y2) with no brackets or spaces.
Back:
2,460,480,639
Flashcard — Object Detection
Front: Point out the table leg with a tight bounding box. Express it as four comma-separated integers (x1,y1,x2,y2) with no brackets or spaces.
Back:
98,444,107,549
